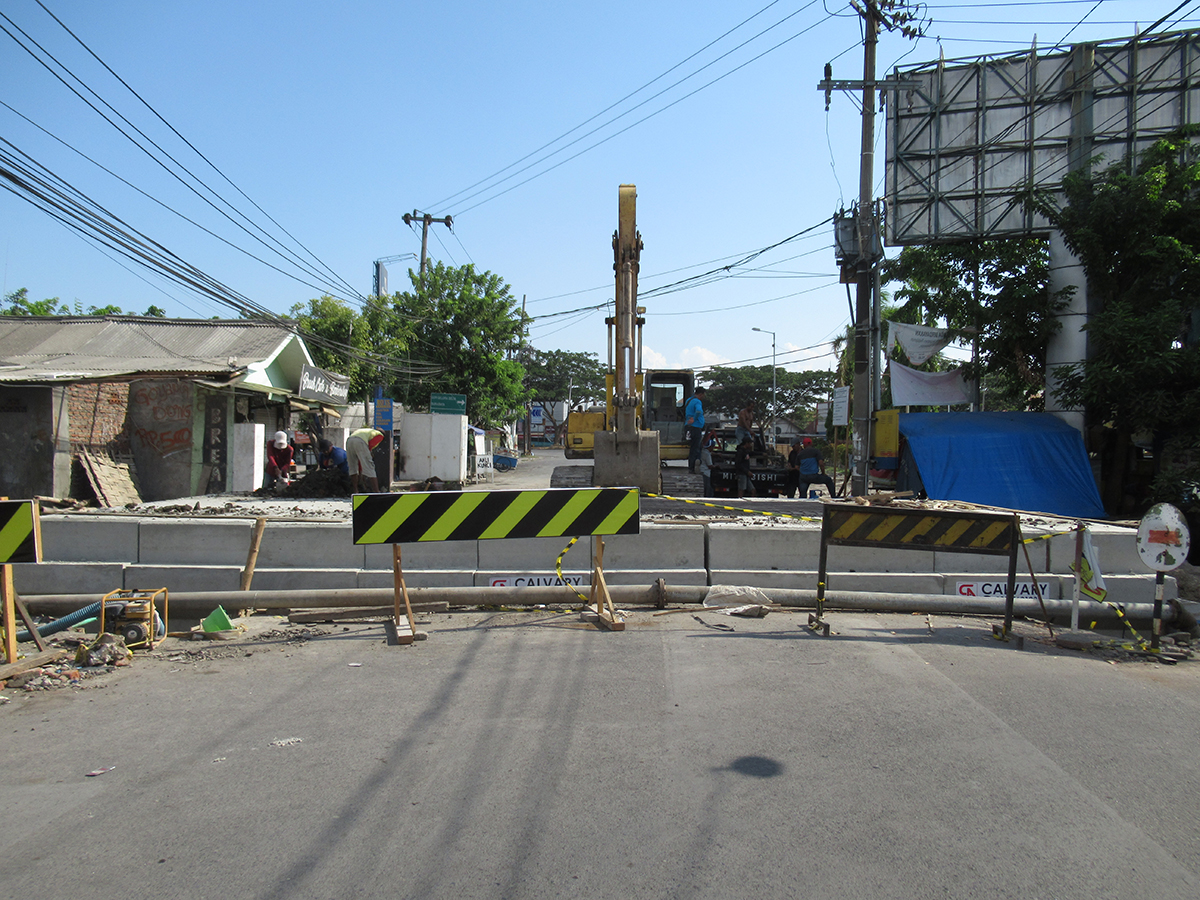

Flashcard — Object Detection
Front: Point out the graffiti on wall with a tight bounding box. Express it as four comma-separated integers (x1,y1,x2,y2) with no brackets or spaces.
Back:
130,381,193,455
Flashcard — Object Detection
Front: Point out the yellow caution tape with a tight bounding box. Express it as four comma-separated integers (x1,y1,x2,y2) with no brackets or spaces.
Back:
555,536,592,605
641,492,820,523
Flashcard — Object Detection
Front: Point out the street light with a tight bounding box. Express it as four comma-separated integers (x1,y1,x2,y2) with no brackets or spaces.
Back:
752,327,776,443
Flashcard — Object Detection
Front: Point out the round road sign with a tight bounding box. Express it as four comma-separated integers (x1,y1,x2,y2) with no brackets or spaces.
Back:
1136,503,1191,572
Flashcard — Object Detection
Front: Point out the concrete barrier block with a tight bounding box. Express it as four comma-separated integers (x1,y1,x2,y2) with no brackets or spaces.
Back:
476,535,592,573
944,574,1061,600
710,570,944,594
248,568,362,591
40,515,139,562
1050,573,1176,605
360,569,475,589
933,550,1027,575
124,565,242,593
257,521,363,569
13,561,127,596
1047,526,1142,574
708,524,820,570
362,540,479,572
710,569,817,590
138,519,254,566
604,568,708,586
474,571,592,589
600,524,705,571
824,543,938,574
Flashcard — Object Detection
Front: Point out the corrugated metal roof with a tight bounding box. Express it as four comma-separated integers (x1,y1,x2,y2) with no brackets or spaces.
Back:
0,316,299,382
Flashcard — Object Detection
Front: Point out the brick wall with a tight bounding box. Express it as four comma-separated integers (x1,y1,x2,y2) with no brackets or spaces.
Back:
67,382,131,450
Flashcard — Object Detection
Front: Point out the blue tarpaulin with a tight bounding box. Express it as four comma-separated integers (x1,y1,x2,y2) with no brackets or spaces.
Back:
897,412,1106,519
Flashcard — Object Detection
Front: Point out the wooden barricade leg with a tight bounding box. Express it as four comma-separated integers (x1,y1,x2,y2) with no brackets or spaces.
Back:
2,564,15,664
14,594,47,652
588,536,624,632
391,544,416,645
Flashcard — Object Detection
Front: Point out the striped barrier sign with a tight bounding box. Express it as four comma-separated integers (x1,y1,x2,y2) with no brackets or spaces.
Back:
822,505,1018,555
352,487,640,545
815,503,1021,635
0,500,41,564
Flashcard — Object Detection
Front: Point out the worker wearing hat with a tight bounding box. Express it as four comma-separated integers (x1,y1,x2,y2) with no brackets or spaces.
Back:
347,426,385,493
265,431,295,489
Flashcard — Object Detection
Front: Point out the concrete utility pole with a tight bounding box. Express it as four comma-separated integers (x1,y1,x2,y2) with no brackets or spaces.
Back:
402,211,453,275
819,0,923,496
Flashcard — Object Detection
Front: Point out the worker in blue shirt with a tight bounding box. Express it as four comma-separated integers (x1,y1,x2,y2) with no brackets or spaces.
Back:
318,439,349,476
684,386,707,474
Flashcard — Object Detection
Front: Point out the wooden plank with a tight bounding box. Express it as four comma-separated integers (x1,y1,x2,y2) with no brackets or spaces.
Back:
390,619,415,645
79,451,141,507
0,647,68,680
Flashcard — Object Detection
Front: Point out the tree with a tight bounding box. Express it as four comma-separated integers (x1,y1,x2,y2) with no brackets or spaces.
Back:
522,348,605,438
289,295,383,402
882,237,1068,411
3,288,68,316
702,365,835,429
1031,131,1200,515
2,289,174,318
386,262,529,428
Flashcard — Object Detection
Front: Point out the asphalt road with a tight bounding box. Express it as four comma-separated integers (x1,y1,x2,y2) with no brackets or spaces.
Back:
3,608,1198,900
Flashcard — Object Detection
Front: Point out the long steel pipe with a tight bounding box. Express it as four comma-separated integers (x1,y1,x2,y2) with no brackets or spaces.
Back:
20,585,1176,624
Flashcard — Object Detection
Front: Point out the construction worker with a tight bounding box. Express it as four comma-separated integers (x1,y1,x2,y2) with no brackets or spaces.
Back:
347,427,385,493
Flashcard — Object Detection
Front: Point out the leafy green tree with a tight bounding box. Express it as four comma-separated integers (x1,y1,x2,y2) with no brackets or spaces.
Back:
522,347,605,435
1032,131,1200,515
289,295,383,402
2,290,172,318
702,365,835,428
3,288,68,316
386,262,529,428
882,237,1067,411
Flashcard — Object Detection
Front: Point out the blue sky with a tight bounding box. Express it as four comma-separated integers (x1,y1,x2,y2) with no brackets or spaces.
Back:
1,1,1192,380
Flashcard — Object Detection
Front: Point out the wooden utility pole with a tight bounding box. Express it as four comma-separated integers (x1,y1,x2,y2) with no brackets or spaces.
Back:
402,211,453,275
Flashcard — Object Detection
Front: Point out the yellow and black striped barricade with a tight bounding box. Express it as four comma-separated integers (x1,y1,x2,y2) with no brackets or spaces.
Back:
815,503,1022,636
353,488,640,637
1,499,43,664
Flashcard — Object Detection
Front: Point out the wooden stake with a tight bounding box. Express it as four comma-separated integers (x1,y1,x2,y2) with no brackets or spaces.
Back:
13,594,47,651
1,564,15,664
588,535,624,631
239,517,268,592
391,544,417,644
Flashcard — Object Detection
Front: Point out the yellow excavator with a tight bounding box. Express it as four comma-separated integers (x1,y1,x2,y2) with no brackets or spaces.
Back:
558,185,694,492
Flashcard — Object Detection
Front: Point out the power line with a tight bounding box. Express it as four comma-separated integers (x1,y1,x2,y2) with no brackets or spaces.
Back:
447,6,839,216
30,0,362,303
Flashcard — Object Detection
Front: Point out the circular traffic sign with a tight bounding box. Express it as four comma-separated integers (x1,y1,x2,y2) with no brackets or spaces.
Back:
1136,503,1191,572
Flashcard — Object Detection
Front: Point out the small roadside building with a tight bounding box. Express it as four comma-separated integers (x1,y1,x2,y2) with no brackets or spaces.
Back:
0,316,349,502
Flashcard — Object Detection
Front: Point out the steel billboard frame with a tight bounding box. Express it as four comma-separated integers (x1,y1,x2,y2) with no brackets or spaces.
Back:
885,29,1200,246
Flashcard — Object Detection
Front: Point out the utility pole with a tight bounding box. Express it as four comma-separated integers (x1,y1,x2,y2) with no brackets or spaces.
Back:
402,211,453,276
820,0,924,496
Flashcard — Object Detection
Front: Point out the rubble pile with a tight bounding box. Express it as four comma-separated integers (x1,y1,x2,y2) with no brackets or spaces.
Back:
1,658,128,694
254,468,351,499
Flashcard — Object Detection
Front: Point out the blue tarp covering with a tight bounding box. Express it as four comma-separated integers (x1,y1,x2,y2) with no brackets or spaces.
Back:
898,412,1106,518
